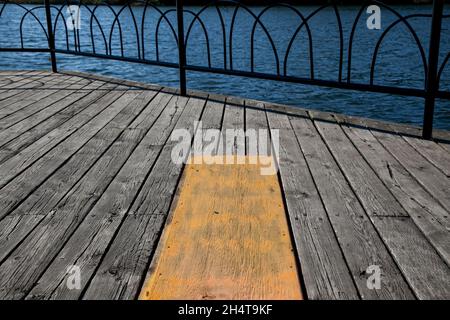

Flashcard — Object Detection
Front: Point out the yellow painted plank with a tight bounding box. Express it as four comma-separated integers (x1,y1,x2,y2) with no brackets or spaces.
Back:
139,156,303,300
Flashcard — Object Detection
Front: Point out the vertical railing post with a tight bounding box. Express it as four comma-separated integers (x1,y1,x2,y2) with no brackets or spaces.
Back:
44,0,57,72
423,0,444,139
176,0,187,96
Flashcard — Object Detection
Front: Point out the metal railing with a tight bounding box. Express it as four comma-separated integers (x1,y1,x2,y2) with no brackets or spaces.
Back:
0,0,448,139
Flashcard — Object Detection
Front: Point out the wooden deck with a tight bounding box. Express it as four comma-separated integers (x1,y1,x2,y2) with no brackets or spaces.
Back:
0,70,448,300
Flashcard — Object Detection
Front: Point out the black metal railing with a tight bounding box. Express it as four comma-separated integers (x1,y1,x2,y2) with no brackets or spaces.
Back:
0,0,448,139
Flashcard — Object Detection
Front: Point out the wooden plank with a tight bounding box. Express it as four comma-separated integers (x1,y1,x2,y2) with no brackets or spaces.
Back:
341,124,450,266
0,90,27,103
0,90,125,188
0,127,126,262
0,91,161,299
245,101,268,156
190,99,225,160
0,78,85,125
402,136,450,177
20,77,67,90
314,119,450,299
0,89,74,121
371,130,450,212
371,216,450,299
60,71,163,92
0,74,62,103
289,115,414,299
0,79,80,121
0,87,112,164
25,94,187,299
0,92,162,265
438,142,450,154
219,102,245,158
0,72,48,90
265,107,359,300
0,75,79,112
0,91,133,217
336,113,423,138
0,129,140,299
433,129,450,143
82,96,205,300
311,114,408,218
139,155,303,300
0,89,101,144
0,79,12,88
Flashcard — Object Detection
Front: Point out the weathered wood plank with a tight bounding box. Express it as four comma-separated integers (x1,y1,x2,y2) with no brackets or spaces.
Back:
245,101,268,156
0,90,125,188
0,86,112,164
219,101,245,157
311,113,408,218
0,91,133,217
0,129,142,299
0,90,27,103
0,74,64,103
0,72,49,90
437,142,450,153
402,136,450,177
371,216,450,299
0,92,161,264
314,119,450,299
0,76,81,117
265,107,359,300
289,115,414,299
371,130,450,212
0,71,447,301
60,71,163,92
82,96,205,300
191,99,225,159
341,124,450,266
0,77,87,121
26,95,197,299
0,88,103,145
0,127,125,262
0,91,161,299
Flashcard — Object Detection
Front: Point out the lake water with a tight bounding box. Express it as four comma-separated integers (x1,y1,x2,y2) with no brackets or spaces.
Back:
0,4,449,130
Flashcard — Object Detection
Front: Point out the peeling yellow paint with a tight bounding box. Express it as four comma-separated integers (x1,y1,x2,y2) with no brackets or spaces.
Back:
139,156,303,300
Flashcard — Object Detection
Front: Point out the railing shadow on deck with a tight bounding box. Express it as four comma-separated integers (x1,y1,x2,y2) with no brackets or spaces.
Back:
0,0,449,139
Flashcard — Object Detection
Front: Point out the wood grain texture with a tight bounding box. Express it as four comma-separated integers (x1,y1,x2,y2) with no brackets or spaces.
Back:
0,87,106,149
438,142,450,154
403,136,450,177
290,115,414,299
83,96,205,300
0,91,159,265
139,156,303,300
0,76,83,123
342,124,450,266
266,108,359,300
219,102,245,157
313,117,408,218
371,130,450,212
0,91,159,299
0,72,448,300
26,94,189,300
314,119,450,299
371,216,450,299
0,75,75,109
0,90,129,196
0,87,112,164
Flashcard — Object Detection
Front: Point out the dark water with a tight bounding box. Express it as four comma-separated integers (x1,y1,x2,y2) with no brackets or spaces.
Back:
0,4,449,130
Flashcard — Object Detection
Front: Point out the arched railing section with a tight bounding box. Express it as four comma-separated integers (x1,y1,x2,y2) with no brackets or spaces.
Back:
0,0,448,139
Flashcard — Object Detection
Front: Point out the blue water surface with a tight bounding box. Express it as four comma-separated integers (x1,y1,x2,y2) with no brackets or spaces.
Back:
0,4,449,130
